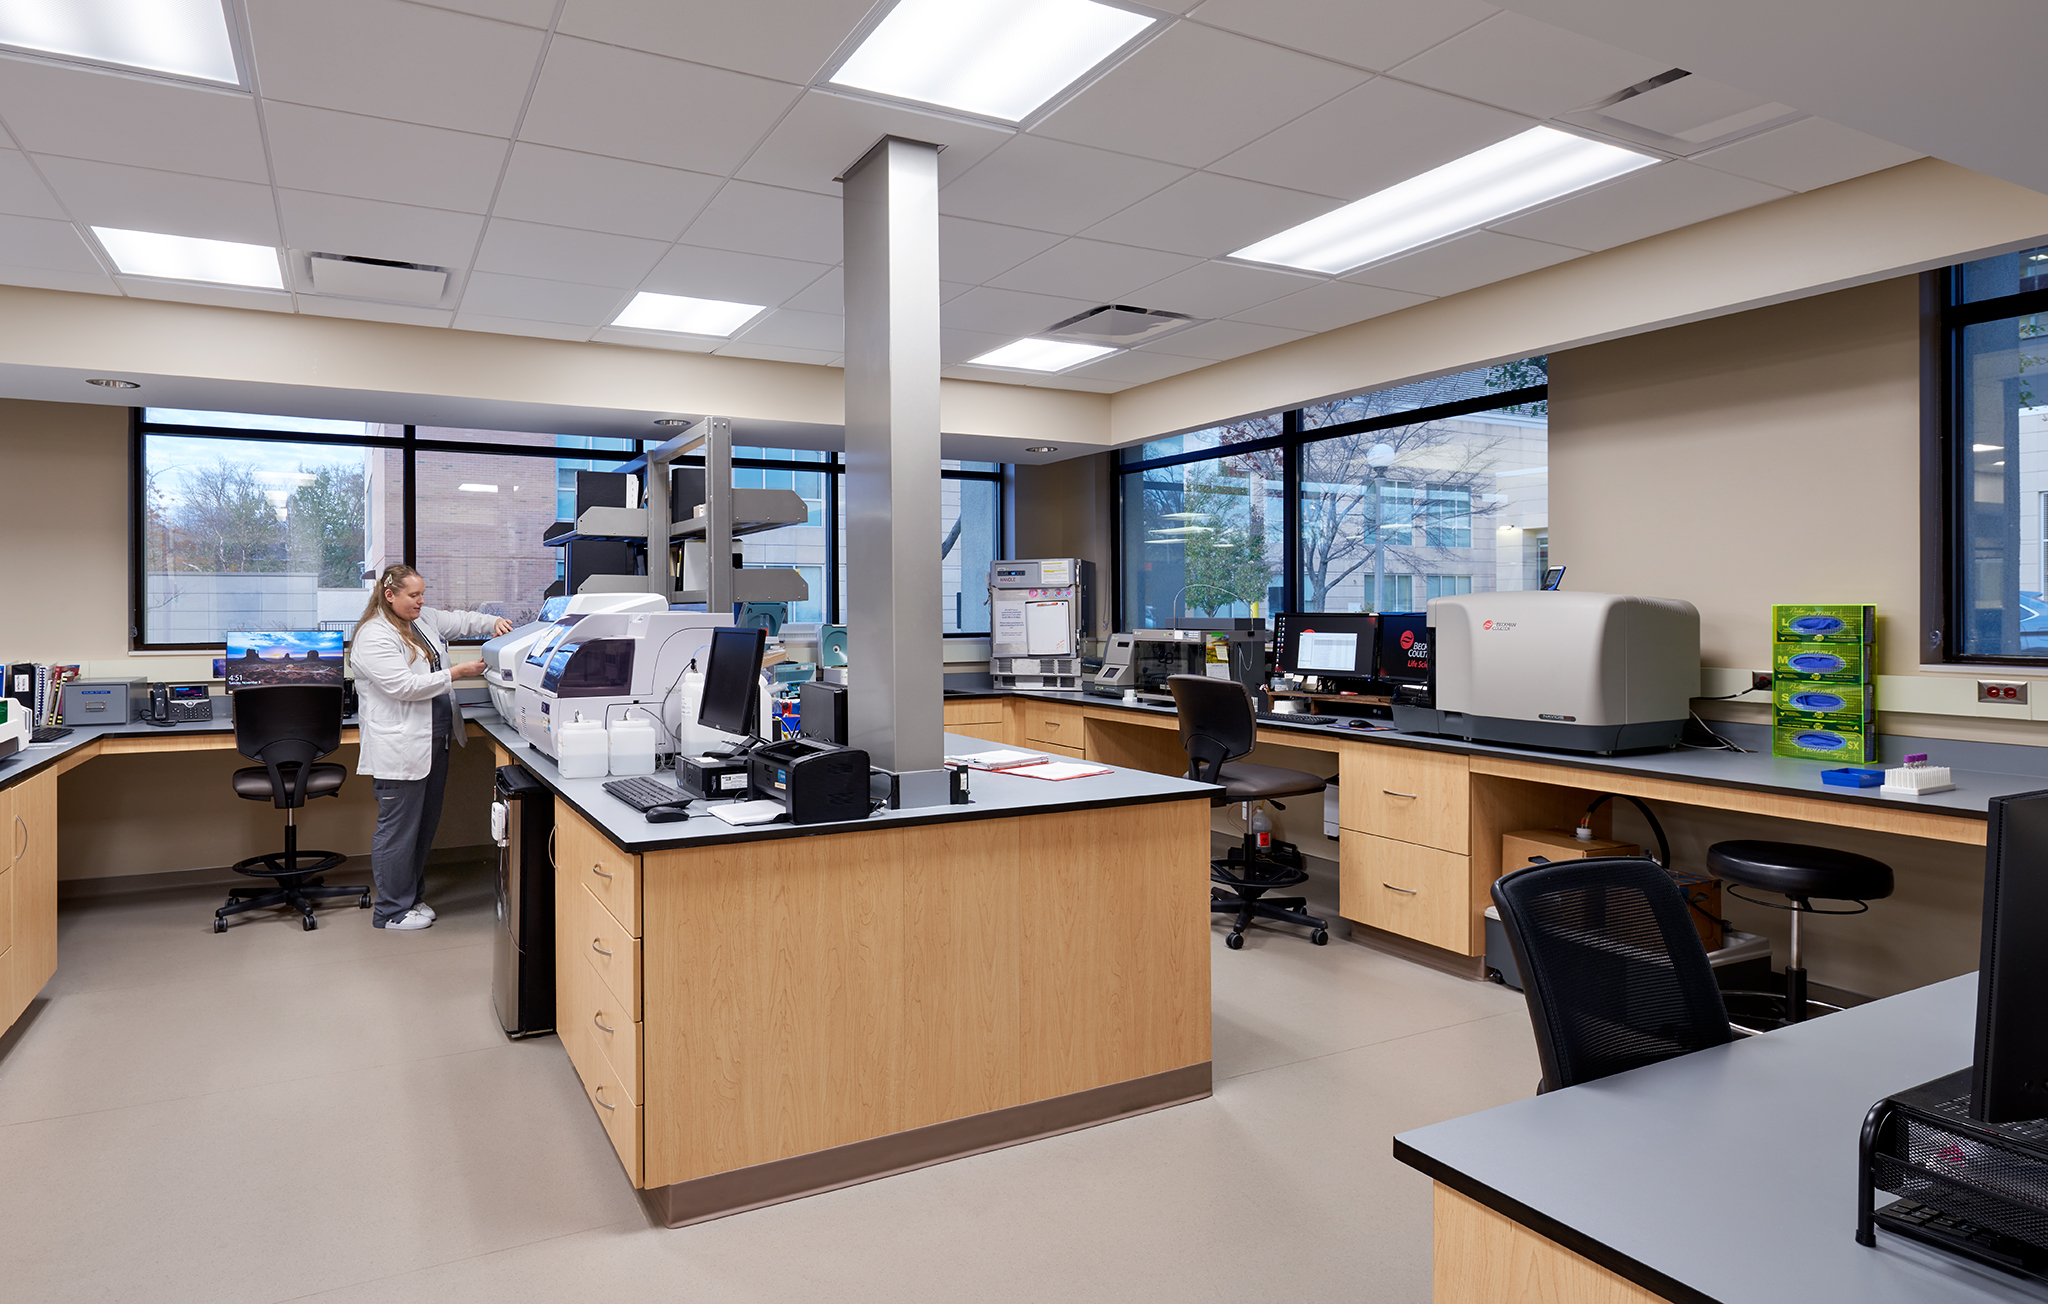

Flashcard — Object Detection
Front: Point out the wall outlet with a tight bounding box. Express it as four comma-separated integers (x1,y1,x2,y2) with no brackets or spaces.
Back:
1978,680,2030,704
1751,672,1772,692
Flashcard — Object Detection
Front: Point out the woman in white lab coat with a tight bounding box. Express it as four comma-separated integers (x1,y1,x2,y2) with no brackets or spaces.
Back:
349,564,512,930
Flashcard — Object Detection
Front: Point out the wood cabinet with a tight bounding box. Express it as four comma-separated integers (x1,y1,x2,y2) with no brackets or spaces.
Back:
559,800,641,936
555,802,645,1184
1341,835,1478,955
943,697,1015,746
1022,705,1082,750
1340,747,1470,853
1,771,57,1031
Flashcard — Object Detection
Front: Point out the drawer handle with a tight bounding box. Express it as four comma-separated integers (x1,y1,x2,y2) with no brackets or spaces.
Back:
1382,883,1418,895
13,814,23,861
592,938,612,957
1382,789,1417,799
594,1085,616,1111
593,1012,615,1034
589,863,612,880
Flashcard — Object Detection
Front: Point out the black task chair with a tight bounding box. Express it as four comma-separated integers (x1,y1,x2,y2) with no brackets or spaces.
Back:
214,685,370,933
1491,857,1734,1093
1167,674,1330,950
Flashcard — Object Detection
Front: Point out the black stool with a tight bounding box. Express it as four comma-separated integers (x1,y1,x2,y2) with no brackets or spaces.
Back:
1706,839,1892,1025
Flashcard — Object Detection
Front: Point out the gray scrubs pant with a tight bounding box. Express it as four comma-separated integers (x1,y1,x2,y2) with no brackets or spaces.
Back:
370,734,450,926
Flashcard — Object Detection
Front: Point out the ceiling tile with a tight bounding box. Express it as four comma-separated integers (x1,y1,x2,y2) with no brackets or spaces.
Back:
296,297,455,327
714,341,842,367
247,0,545,136
452,312,597,341
735,90,1014,198
0,213,108,273
458,269,628,325
520,37,801,174
1387,12,1669,119
988,238,1201,301
278,190,484,267
938,217,1064,284
1346,230,1582,297
473,218,669,288
0,263,117,294
731,307,844,352
0,60,269,182
405,0,558,26
114,279,295,312
781,267,843,314
0,150,67,220
942,286,1099,337
1081,172,1335,259
1693,117,1924,193
1060,349,1214,385
1209,78,1532,200
493,145,721,242
1033,23,1367,169
942,327,1033,366
34,157,279,244
675,181,843,264
265,103,509,212
589,324,721,352
1124,260,1317,318
1146,318,1310,362
1230,279,1430,332
641,244,833,307
1490,161,1790,252
557,0,875,83
1186,0,1498,73
939,136,1188,236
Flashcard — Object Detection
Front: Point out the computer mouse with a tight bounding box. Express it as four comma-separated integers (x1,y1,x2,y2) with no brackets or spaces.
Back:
645,803,693,823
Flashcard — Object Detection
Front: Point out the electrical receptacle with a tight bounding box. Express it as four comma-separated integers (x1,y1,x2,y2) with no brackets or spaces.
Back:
1751,672,1772,692
1979,680,2030,705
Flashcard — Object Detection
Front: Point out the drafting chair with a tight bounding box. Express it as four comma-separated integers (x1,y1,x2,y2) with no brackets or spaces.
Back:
214,685,369,932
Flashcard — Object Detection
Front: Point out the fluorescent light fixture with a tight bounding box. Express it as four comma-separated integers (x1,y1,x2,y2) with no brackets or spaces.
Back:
0,0,239,84
829,0,1156,123
967,338,1117,372
458,484,499,494
1231,127,1658,276
611,292,766,337
92,227,283,289
1974,444,2004,452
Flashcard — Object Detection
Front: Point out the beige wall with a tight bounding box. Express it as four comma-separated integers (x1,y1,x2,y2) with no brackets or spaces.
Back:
1011,452,1117,644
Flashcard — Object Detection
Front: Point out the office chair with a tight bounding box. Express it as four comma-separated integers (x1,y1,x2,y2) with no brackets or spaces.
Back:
214,684,369,933
1491,857,1733,1093
1167,674,1329,950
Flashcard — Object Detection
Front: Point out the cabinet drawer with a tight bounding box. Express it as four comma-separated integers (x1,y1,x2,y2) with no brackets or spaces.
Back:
558,804,641,937
565,948,641,1103
1023,708,1081,747
1341,834,1477,954
578,1041,643,1186
1036,741,1088,760
943,699,1007,726
574,885,642,1020
1340,747,1469,853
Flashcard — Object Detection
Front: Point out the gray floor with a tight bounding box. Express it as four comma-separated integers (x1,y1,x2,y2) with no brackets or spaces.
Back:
0,858,1537,1303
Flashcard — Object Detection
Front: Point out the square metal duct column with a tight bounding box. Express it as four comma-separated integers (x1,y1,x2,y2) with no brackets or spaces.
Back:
842,136,945,800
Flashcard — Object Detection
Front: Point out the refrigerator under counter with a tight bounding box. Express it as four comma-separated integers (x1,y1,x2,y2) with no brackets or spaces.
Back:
493,764,556,1039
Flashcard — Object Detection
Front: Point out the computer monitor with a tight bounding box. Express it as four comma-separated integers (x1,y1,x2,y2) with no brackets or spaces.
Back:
1272,612,1376,679
1971,789,2048,1123
697,626,767,739
224,631,345,690
1377,613,1430,684
1543,566,1567,591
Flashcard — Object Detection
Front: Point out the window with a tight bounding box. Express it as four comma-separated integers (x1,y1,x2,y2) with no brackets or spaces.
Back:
134,411,1006,648
1938,248,2048,661
1117,360,1547,627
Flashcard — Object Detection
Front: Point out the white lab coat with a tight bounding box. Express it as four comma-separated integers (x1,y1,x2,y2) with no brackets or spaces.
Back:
350,607,497,781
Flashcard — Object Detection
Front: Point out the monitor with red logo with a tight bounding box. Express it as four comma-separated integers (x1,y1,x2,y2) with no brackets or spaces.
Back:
1378,613,1430,684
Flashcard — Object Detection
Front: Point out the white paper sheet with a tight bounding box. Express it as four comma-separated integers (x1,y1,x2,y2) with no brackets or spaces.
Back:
1025,600,1072,656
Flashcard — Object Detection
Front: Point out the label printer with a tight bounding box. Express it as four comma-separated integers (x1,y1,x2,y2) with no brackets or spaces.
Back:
747,737,871,825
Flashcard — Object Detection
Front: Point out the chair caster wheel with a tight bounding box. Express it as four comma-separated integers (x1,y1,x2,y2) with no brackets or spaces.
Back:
212,917,227,933
302,916,318,931
1311,929,1329,946
1226,932,1245,950
358,894,371,909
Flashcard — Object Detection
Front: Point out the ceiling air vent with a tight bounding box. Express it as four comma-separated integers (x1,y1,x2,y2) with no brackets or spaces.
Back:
1564,69,1802,156
308,253,450,306
1042,304,1201,349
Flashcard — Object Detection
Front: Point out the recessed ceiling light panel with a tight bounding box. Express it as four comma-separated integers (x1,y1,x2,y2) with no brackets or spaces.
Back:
967,338,1117,373
829,0,1159,123
86,377,140,388
0,0,240,85
611,292,766,337
93,227,283,289
1230,127,1658,276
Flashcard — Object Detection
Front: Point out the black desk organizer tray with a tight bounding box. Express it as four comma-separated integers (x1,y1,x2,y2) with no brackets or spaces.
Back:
1859,1069,2048,1283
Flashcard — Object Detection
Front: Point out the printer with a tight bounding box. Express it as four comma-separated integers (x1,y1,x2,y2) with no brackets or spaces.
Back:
1393,591,1700,754
513,609,730,760
1088,628,1268,699
0,696,24,762
747,737,872,825
481,592,666,721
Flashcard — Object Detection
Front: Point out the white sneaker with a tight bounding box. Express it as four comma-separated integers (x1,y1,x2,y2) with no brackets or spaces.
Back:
380,908,433,931
412,902,436,921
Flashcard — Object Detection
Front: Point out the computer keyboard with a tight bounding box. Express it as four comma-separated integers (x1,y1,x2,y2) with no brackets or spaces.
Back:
1257,712,1336,727
30,727,72,744
1875,1199,2047,1273
603,775,689,813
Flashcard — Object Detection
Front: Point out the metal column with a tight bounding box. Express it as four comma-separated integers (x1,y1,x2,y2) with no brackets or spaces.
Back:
842,136,945,802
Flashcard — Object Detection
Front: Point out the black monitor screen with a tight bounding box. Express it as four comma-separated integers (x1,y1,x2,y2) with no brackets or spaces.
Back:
1972,789,2048,1123
697,626,766,737
1273,613,1376,678
1378,614,1430,684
